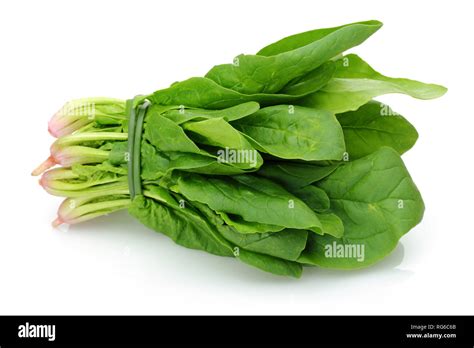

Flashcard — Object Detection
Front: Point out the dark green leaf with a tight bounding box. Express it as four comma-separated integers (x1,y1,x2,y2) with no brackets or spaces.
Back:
292,185,330,212
174,173,324,232
129,190,234,257
206,21,382,94
237,248,303,278
299,147,424,268
336,100,418,159
149,76,333,109
232,105,345,161
163,102,260,124
257,162,341,189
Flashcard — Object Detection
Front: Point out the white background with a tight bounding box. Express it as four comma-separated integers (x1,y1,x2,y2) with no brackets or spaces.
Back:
0,0,472,315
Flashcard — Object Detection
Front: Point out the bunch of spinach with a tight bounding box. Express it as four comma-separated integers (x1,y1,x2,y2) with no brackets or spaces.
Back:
33,20,446,277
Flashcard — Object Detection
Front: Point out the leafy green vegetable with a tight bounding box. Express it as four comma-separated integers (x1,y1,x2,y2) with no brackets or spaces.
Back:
34,20,446,277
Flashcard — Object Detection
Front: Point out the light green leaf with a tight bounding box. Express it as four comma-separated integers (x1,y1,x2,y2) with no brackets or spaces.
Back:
301,54,447,113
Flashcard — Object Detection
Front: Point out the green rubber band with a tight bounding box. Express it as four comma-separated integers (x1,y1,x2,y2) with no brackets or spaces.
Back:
127,97,151,199
126,99,136,198
132,99,151,196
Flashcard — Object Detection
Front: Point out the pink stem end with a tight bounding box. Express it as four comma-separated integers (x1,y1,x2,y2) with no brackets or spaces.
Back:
31,156,56,176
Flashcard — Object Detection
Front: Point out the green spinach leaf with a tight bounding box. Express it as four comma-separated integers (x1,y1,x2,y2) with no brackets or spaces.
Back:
206,21,382,94
238,248,303,278
301,54,447,113
299,147,424,268
232,105,345,161
257,162,341,189
130,189,234,257
336,100,418,159
163,102,260,124
174,173,324,232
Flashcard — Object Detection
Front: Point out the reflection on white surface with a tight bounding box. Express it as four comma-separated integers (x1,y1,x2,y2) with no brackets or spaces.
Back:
67,210,415,291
